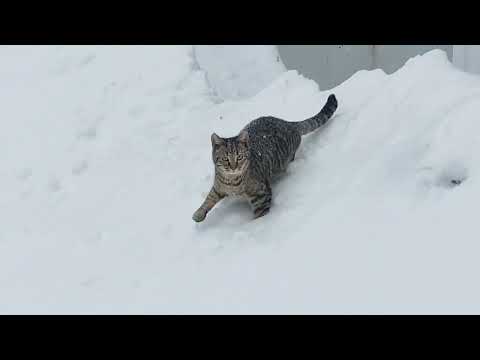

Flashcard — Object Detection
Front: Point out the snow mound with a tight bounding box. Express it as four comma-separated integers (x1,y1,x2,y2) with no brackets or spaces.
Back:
193,45,286,101
2,47,480,314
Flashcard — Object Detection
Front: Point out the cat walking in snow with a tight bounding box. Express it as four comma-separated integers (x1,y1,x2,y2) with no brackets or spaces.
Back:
193,94,338,222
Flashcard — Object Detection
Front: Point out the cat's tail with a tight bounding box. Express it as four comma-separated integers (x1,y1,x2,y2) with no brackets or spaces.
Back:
294,94,338,136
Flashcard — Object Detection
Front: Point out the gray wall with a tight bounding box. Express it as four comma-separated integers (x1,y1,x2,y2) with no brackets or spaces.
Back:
277,45,453,90
453,45,480,75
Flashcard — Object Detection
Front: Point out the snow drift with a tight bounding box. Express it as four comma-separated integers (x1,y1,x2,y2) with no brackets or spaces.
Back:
2,46,480,314
193,45,286,101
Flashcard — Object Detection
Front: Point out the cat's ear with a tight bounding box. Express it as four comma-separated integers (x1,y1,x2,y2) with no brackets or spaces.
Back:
211,133,224,147
238,130,249,144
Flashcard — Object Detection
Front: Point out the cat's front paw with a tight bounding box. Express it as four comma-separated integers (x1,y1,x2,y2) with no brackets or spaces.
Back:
192,208,207,223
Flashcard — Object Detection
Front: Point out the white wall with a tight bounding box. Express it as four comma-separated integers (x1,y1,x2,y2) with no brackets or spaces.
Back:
278,45,453,90
373,45,452,73
453,45,480,74
277,45,373,91
191,45,469,101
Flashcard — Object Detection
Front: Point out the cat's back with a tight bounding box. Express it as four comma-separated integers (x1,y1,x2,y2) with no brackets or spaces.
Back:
243,116,298,144
243,116,301,178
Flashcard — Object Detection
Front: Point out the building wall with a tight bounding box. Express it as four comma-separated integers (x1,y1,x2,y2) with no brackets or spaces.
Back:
453,45,480,74
277,45,373,91
277,45,453,90
372,45,452,73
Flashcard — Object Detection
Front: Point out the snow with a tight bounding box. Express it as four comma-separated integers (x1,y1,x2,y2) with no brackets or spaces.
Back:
2,46,480,314
193,45,285,101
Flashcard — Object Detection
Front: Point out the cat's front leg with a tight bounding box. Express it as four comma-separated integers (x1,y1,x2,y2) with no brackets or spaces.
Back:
192,187,225,222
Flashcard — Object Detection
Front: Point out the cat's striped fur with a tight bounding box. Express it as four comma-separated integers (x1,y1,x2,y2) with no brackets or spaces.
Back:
193,94,338,222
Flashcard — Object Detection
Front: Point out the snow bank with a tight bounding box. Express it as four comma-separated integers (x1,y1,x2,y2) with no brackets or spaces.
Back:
193,45,286,101
2,46,480,314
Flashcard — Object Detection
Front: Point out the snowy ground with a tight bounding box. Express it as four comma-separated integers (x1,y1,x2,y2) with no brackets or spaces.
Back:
2,46,480,314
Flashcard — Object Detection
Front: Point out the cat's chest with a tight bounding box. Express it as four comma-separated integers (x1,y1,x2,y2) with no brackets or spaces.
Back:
215,174,247,196
223,184,245,196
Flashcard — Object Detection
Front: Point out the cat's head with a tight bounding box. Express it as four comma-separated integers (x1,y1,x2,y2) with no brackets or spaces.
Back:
211,130,249,174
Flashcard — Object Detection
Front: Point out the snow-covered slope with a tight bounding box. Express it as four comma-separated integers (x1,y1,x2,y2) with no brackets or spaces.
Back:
2,46,480,314
193,45,285,101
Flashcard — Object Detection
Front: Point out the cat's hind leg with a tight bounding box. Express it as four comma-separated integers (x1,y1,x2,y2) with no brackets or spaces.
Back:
247,182,272,219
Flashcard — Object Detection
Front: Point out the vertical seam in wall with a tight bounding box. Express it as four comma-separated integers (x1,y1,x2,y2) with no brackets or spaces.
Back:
371,45,377,70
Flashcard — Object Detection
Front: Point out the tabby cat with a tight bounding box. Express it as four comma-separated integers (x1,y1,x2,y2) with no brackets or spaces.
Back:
192,94,338,222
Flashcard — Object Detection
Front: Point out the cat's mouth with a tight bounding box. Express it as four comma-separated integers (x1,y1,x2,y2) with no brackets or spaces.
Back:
221,162,248,174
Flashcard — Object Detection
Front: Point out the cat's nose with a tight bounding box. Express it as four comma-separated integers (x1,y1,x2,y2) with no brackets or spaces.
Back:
229,160,237,170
